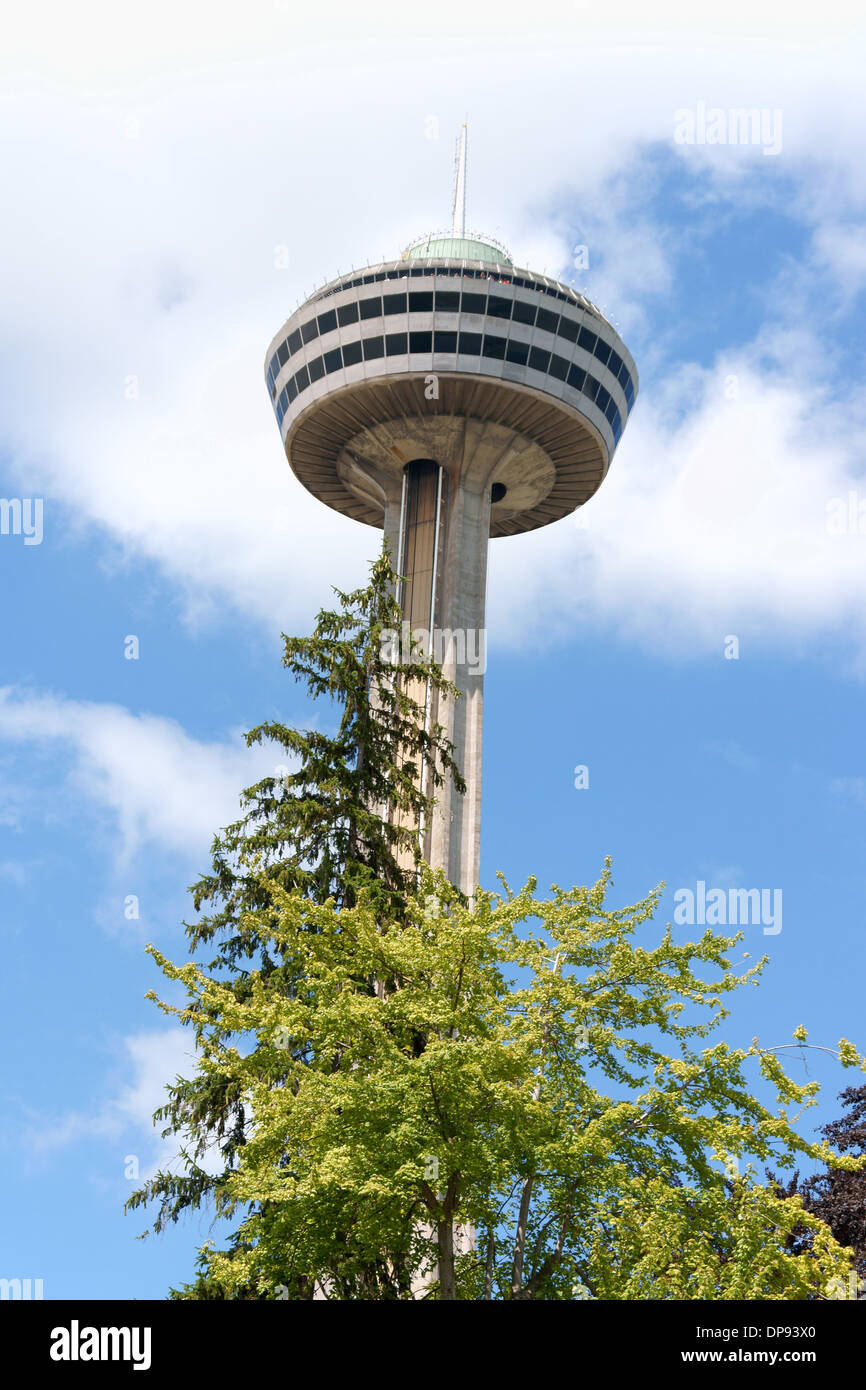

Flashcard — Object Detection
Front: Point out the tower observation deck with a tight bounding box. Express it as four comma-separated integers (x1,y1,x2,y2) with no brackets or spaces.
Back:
264,128,638,898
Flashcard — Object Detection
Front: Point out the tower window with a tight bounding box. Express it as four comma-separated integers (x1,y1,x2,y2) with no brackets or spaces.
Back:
528,345,550,372
408,291,433,312
342,339,363,366
548,353,569,381
577,325,597,354
308,356,325,383
362,336,385,360
385,331,408,354
434,330,457,352
505,340,528,365
458,331,482,354
461,292,487,315
535,308,559,335
337,303,360,326
360,297,383,320
409,331,432,353
383,293,408,315
581,375,599,403
324,347,343,374
482,334,507,360
557,315,578,343
301,319,319,345
317,309,337,335
512,300,536,325
435,290,460,312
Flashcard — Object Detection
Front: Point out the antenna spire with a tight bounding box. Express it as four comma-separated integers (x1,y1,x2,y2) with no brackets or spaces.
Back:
451,123,467,238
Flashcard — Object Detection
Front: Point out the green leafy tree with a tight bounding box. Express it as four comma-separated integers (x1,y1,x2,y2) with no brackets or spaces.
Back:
144,862,865,1300
126,550,463,1291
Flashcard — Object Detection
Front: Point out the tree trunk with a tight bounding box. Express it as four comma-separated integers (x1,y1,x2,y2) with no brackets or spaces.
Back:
437,1220,457,1300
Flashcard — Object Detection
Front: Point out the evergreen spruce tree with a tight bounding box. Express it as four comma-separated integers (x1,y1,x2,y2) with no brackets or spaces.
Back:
126,549,464,1294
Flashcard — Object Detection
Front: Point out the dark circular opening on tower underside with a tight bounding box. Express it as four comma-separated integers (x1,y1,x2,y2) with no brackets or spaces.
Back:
491,483,507,504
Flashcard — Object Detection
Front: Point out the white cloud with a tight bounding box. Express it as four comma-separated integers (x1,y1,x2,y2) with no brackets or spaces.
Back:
24,1027,226,1183
0,690,279,862
488,344,866,666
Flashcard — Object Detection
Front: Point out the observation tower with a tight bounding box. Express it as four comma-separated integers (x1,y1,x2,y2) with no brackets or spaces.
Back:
265,126,638,897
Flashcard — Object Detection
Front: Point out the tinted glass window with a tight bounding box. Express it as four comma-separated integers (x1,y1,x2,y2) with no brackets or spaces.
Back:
608,350,623,378
435,290,460,312
618,362,630,388
408,291,433,312
294,365,310,392
363,336,384,360
482,334,507,360
342,339,362,367
549,353,569,381
383,293,407,315
287,379,298,403
528,346,550,372
324,347,343,374
308,356,325,383
409,330,432,353
505,340,529,365
288,329,302,354
557,316,578,343
535,308,559,335
276,343,288,368
595,340,611,367
596,385,611,413
567,363,586,391
605,398,617,424
360,297,383,319
434,330,457,352
488,295,512,319
337,303,360,326
461,292,486,314
581,375,599,402
458,331,482,354
577,326,596,353
301,319,319,345
317,310,337,335
385,331,407,354
512,300,536,325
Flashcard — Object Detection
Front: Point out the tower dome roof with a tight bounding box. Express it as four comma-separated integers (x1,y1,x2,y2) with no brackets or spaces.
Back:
404,233,512,266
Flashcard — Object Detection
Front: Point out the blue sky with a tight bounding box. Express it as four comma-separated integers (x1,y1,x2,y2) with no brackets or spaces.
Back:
2,1,866,1298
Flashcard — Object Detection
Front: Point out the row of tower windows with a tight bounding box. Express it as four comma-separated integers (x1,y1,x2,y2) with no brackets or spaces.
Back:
318,263,579,305
272,330,625,445
267,291,636,412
